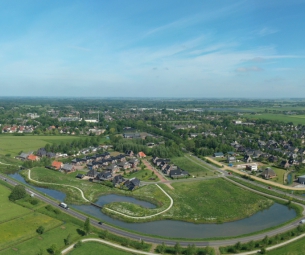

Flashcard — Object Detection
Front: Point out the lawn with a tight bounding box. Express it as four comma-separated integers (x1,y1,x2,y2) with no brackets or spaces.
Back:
0,212,62,250
0,223,82,255
268,167,287,185
0,135,82,156
265,235,305,255
171,155,217,177
126,169,160,182
67,241,135,255
0,185,31,223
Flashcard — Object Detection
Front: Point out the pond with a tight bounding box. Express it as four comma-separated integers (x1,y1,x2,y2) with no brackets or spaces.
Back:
9,172,297,239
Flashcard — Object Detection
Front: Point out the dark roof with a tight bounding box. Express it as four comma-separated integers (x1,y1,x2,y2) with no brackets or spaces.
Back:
112,175,125,184
97,171,112,180
169,168,189,177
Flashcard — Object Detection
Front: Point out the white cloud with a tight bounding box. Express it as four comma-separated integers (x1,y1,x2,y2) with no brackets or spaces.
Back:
257,27,279,37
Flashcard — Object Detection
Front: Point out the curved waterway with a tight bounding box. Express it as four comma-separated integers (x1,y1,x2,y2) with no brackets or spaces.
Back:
9,173,297,239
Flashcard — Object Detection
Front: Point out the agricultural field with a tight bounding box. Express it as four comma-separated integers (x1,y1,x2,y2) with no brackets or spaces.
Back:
243,113,305,125
0,213,61,250
0,223,81,255
0,185,31,223
171,155,216,177
0,135,82,156
67,242,135,255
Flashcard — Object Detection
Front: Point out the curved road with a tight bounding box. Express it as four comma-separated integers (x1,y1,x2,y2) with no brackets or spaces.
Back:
1,172,305,248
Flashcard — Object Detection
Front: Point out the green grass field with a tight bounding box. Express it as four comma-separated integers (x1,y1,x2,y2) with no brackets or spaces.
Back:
161,179,273,223
105,178,273,223
171,155,216,177
0,223,81,255
126,169,160,182
243,113,305,125
0,135,82,156
67,241,134,255
265,235,305,255
0,212,62,250
0,185,31,223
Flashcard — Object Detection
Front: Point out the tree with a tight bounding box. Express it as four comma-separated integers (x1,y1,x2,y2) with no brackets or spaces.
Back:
48,244,58,254
9,185,26,201
174,242,182,255
36,226,45,235
84,217,91,235
64,234,71,245
185,244,196,255
260,247,266,254
158,242,166,254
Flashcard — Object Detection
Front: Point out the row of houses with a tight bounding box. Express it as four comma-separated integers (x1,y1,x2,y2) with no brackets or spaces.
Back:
152,157,189,178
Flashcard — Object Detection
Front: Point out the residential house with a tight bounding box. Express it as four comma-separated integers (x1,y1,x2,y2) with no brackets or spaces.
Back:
169,168,189,179
27,154,39,161
246,164,258,171
128,158,139,168
37,148,47,157
87,169,98,178
71,158,82,166
46,152,56,158
17,152,30,161
280,160,290,169
125,150,134,157
117,161,131,170
97,171,113,181
52,161,63,170
213,152,224,158
227,156,236,163
124,177,140,190
106,163,119,173
243,155,253,163
268,155,278,163
62,164,76,173
137,151,146,158
112,175,125,187
261,167,276,179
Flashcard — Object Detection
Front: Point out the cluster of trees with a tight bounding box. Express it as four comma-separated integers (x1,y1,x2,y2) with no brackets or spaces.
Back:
9,185,26,201
156,242,214,255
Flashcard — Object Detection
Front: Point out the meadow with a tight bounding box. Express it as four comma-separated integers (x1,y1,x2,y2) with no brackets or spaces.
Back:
0,185,31,223
243,113,305,125
0,223,82,255
105,178,274,223
265,235,305,255
0,135,82,156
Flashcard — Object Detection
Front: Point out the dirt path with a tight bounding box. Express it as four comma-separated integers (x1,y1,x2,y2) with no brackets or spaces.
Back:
143,160,174,189
206,157,305,191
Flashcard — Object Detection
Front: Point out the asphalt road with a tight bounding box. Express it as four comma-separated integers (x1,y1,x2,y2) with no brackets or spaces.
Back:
1,171,305,247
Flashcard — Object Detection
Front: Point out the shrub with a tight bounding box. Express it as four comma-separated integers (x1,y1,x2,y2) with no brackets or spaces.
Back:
36,226,45,235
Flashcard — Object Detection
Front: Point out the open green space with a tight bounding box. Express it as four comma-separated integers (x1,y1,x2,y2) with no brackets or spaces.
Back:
0,223,81,255
265,235,305,255
243,113,305,125
171,156,216,177
126,169,160,182
105,178,273,223
0,212,62,250
67,241,135,255
163,179,273,223
0,185,31,223
103,184,170,220
0,135,82,156
268,166,287,185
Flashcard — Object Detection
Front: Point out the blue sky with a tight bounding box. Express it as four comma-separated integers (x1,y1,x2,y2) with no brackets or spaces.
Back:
1,0,305,98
